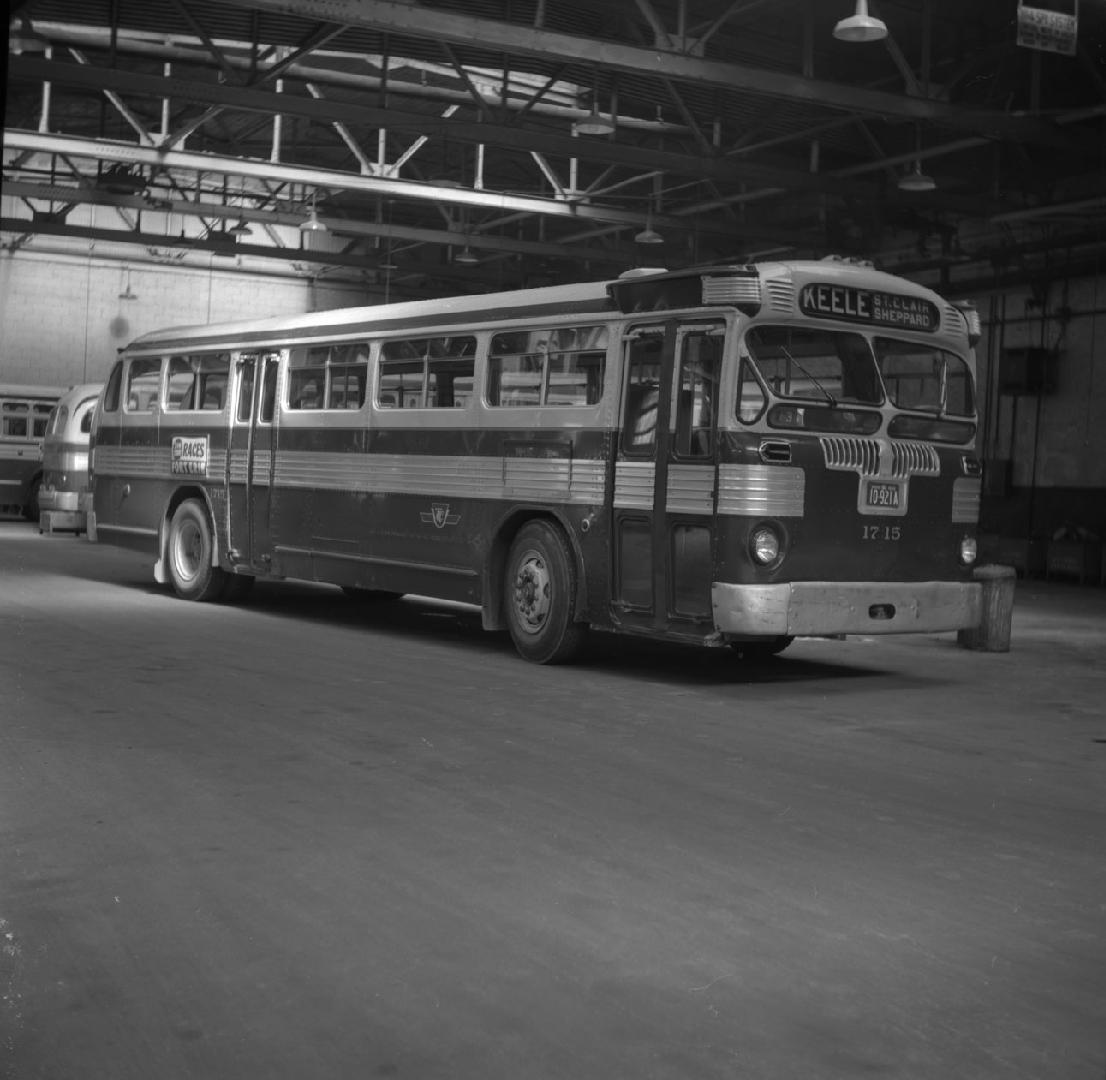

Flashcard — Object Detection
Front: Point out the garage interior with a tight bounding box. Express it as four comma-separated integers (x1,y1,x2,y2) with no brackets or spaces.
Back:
3,4,1106,1078
4,0,1106,572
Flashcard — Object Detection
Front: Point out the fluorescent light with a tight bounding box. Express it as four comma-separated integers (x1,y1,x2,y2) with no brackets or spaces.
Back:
833,0,888,42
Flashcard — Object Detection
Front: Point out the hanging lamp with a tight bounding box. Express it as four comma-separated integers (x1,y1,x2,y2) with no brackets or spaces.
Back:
833,0,888,42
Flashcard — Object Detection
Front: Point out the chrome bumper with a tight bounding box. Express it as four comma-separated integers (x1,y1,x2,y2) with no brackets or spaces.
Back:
712,580,982,637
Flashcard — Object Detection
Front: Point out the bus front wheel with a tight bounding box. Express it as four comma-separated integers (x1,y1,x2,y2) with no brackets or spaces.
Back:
167,499,226,602
504,521,585,664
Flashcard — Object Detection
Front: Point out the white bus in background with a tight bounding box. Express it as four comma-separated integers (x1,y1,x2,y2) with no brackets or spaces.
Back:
38,383,103,534
0,383,64,521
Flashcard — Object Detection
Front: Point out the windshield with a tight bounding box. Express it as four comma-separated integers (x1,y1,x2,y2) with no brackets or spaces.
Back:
743,325,883,407
874,337,974,416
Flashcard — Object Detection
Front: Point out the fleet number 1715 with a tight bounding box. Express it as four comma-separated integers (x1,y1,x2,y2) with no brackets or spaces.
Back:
863,524,901,541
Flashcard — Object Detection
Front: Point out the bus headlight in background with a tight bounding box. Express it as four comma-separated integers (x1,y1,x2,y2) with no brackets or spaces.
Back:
750,523,784,566
960,536,978,565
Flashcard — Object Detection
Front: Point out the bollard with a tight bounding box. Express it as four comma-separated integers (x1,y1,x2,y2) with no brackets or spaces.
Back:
957,564,1016,652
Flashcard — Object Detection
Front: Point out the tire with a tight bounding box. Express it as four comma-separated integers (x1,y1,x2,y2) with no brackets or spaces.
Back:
220,573,256,603
730,635,794,661
166,499,226,601
504,521,586,664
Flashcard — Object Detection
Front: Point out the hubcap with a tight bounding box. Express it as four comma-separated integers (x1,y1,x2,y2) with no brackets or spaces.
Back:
174,519,202,582
512,550,551,635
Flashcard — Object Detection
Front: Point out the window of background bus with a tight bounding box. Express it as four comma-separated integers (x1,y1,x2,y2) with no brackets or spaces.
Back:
486,326,607,408
377,336,476,409
288,343,370,410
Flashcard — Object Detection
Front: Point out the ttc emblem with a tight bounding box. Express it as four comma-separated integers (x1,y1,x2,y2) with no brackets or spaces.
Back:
420,502,460,529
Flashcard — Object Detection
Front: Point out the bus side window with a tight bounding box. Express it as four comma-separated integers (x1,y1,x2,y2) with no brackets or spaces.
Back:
260,361,279,422
125,358,162,413
736,357,767,424
33,404,52,437
166,356,198,411
2,403,29,438
102,362,123,412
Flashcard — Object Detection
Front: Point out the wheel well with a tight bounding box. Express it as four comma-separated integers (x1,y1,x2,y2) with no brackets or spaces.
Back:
482,509,587,632
154,486,218,584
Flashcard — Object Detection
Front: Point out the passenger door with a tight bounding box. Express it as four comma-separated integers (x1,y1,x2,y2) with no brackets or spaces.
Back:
611,320,723,637
226,352,279,569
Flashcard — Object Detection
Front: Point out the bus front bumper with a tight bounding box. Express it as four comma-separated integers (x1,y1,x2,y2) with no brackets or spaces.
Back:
712,580,983,638
37,487,83,513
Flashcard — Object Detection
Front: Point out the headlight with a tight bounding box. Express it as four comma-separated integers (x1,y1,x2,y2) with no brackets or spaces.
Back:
960,536,978,565
750,524,782,566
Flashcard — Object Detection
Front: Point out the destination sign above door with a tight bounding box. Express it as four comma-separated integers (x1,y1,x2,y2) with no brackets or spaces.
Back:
798,283,940,332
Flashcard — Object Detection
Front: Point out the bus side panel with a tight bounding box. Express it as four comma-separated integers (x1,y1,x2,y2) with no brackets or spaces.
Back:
264,424,612,609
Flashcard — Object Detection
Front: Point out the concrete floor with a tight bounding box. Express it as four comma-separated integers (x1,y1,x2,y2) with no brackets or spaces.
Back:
1,519,1104,1080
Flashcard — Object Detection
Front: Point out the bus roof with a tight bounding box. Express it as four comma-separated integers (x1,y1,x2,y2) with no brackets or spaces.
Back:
121,258,962,356
125,277,621,354
0,383,66,398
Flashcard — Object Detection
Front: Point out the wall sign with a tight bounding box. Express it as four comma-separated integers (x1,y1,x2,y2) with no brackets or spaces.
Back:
1017,0,1078,56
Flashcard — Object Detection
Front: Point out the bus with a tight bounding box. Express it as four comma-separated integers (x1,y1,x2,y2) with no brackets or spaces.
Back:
38,383,102,534
0,383,64,520
87,257,984,663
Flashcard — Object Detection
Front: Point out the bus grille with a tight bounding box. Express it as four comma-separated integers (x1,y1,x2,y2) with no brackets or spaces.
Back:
820,436,880,476
764,280,796,313
891,441,940,478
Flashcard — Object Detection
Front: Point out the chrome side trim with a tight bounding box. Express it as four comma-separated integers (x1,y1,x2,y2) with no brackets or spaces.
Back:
666,464,714,515
717,464,804,517
614,460,655,510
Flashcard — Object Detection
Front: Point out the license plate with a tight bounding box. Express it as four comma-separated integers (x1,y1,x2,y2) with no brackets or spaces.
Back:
865,481,901,508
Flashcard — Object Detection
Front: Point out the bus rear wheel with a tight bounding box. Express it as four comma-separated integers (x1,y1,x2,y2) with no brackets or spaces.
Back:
504,521,585,664
167,499,226,602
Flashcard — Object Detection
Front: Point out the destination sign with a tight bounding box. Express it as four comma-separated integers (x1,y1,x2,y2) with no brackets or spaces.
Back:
799,283,940,332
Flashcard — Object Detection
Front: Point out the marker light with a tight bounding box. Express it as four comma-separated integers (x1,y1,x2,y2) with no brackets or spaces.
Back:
960,536,978,566
750,524,782,566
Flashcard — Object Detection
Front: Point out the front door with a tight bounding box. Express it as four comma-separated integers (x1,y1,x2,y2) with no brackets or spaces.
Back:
611,320,724,637
227,352,279,569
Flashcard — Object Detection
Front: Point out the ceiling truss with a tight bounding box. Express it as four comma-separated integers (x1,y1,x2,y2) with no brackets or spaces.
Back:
4,0,1106,297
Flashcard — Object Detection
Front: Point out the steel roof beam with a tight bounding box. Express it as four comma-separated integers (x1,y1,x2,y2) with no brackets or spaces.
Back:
6,57,894,199
216,0,1085,151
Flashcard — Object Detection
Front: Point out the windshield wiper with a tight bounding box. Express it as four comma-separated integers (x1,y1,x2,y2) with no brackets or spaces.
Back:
779,346,837,407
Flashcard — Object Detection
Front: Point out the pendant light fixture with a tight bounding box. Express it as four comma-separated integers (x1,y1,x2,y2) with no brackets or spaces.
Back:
299,192,327,233
634,203,664,245
574,71,615,136
898,161,937,192
898,126,936,191
833,0,888,43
